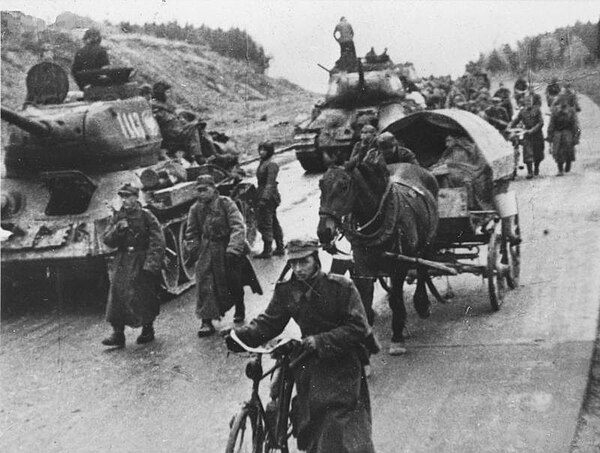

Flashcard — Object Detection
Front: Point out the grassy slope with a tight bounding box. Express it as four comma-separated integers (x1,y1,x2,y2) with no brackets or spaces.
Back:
1,30,320,156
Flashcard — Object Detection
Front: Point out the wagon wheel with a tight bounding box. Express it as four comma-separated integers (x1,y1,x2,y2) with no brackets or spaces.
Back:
161,225,180,294
505,214,521,289
236,199,257,247
488,222,508,311
178,220,196,283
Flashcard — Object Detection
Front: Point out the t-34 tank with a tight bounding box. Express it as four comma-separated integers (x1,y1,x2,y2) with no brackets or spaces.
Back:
1,63,212,298
294,52,422,172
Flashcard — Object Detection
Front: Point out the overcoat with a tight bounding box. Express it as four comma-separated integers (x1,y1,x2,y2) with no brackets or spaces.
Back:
510,106,545,163
102,203,165,327
548,106,578,164
235,271,375,453
256,157,281,206
185,195,261,319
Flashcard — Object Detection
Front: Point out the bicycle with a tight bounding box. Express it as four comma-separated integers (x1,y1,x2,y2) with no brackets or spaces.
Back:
225,330,311,453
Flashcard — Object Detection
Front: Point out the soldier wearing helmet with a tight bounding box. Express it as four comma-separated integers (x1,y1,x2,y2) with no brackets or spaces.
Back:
363,132,418,167
71,27,110,90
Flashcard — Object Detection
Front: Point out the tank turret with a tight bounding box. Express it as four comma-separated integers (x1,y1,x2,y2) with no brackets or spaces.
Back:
293,50,421,172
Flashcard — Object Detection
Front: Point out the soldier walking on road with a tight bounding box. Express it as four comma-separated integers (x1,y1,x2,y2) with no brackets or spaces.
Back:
227,237,376,453
101,184,165,347
186,175,262,336
254,141,285,259
71,28,110,90
547,99,580,176
509,95,545,179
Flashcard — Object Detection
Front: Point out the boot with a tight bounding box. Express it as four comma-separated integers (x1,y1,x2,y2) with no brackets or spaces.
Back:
557,162,564,176
565,161,572,173
233,302,245,324
136,324,155,344
273,240,285,256
197,319,215,338
525,163,533,179
254,241,272,259
533,162,540,176
102,329,125,347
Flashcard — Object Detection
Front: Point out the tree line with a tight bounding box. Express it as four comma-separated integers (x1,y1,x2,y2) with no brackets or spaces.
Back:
118,21,271,74
465,19,600,74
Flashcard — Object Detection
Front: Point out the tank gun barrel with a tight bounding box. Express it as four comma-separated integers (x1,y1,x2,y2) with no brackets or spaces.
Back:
1,106,50,137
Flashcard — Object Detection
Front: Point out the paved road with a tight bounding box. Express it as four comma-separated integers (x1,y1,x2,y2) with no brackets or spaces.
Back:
1,97,599,453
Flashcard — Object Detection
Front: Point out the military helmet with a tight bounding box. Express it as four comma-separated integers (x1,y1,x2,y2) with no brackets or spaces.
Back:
153,81,172,94
376,132,396,149
195,175,216,189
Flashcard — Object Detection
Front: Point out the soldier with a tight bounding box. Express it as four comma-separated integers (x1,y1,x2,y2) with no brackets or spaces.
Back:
364,132,418,167
483,97,510,134
227,237,376,453
254,141,285,259
545,77,561,107
151,81,203,163
333,16,356,70
509,95,545,179
547,99,579,176
71,27,110,90
493,81,513,119
186,175,262,335
346,124,377,169
101,184,165,347
139,83,152,101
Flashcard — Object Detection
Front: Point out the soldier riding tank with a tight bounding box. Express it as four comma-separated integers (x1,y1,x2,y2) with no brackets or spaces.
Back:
293,50,421,172
1,63,256,297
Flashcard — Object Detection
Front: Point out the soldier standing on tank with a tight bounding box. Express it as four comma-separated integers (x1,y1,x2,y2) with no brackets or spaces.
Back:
71,28,110,90
509,95,545,179
101,184,165,347
333,16,356,69
186,175,262,336
254,141,285,259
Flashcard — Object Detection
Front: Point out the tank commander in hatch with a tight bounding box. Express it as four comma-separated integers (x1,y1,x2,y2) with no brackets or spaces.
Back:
71,27,110,90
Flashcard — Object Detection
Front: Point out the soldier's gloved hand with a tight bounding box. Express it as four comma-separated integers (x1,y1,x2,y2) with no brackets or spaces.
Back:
301,336,317,352
225,333,246,353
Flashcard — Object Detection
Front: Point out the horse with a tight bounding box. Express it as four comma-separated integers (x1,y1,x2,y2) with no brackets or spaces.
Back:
317,159,439,355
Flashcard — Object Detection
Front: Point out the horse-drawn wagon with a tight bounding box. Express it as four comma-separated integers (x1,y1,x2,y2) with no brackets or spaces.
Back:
318,109,521,353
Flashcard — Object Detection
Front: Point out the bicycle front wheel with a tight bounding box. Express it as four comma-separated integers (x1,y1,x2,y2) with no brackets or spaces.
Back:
226,406,265,453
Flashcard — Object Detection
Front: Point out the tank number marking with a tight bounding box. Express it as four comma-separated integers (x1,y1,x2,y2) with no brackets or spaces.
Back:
116,112,147,140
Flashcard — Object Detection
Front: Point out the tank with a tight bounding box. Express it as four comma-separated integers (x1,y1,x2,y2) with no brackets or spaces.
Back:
293,52,422,172
1,63,252,298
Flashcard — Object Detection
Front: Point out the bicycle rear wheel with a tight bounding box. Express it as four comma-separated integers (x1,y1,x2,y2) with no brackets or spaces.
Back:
226,406,265,453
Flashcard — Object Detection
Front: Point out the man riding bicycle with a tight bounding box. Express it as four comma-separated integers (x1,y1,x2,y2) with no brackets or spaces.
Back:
227,237,376,453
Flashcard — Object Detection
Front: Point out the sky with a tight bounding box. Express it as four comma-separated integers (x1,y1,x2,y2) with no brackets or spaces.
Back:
2,0,599,92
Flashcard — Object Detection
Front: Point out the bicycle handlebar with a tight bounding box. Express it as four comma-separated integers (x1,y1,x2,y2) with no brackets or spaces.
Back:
229,330,312,369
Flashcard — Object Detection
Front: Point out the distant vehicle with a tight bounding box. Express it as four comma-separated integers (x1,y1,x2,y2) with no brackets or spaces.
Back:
1,63,256,299
293,52,421,173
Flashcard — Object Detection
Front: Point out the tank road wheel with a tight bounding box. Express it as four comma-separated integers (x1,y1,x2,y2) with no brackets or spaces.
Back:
487,222,508,311
160,226,180,294
505,214,521,289
178,220,196,283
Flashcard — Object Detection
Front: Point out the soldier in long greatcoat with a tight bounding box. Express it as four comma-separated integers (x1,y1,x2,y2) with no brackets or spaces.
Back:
229,238,375,453
101,184,165,347
547,100,579,176
186,175,262,335
509,95,545,179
